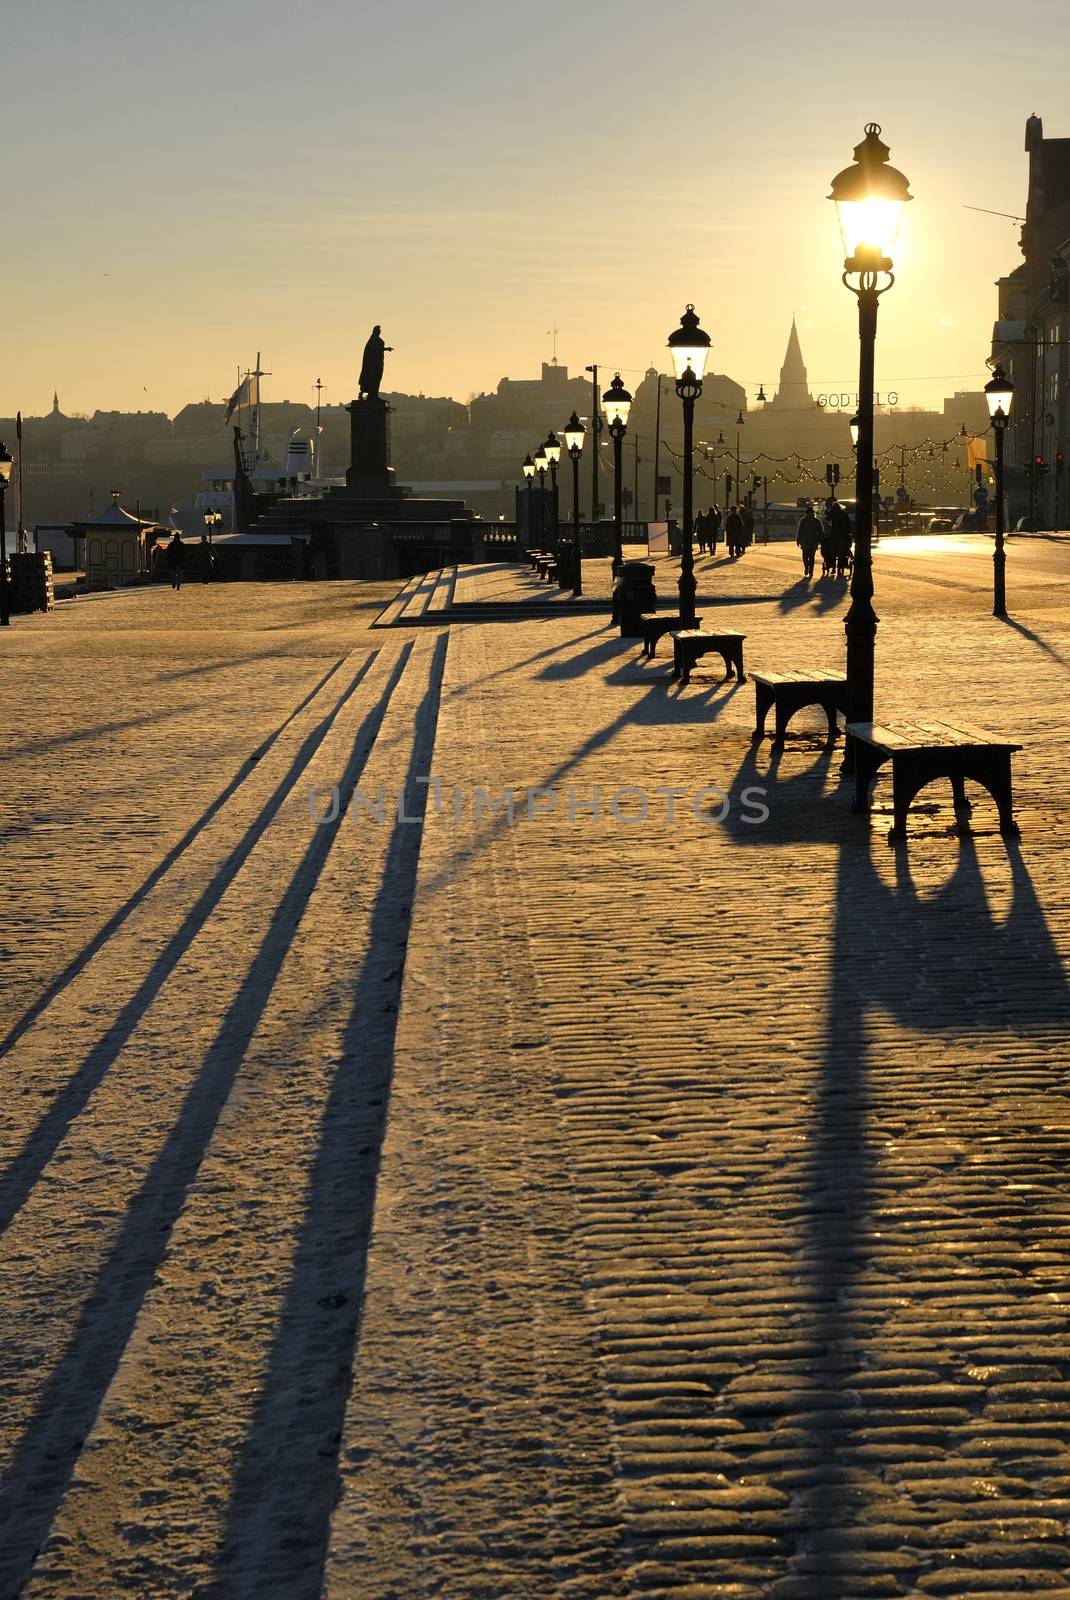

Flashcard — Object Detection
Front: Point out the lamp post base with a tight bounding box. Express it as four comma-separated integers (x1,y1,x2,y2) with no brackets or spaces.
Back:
840,600,879,774
678,569,697,630
993,546,1006,618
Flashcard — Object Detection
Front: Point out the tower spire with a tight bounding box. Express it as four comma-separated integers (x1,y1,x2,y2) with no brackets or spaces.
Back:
768,319,813,409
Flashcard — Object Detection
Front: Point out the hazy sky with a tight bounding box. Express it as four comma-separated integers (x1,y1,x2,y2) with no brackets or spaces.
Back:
5,0,1067,420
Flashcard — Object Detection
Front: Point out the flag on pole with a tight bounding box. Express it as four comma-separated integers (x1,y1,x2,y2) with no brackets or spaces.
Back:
223,373,259,425
966,436,989,472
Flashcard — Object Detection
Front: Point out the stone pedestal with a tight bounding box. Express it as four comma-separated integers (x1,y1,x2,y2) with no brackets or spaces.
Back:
346,396,395,491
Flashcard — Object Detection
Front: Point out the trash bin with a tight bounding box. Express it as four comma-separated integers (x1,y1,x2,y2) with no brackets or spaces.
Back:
613,560,657,636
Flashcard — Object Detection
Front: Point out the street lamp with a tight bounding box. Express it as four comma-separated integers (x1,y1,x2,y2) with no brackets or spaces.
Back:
735,409,746,508
667,305,711,628
521,453,537,547
533,447,548,544
542,431,562,550
602,374,632,577
830,122,912,764
0,442,11,627
984,362,1015,618
849,413,861,450
563,410,586,595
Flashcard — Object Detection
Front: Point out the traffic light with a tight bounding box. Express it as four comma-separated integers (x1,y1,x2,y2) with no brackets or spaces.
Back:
724,472,733,495
834,462,841,485
751,474,761,494
1035,454,1048,476
825,462,834,486
1057,450,1065,476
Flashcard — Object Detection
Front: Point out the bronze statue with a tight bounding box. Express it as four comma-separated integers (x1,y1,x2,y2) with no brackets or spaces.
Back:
358,325,392,400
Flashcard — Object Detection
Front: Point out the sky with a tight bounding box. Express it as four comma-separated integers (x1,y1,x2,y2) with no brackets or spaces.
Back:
4,0,1067,421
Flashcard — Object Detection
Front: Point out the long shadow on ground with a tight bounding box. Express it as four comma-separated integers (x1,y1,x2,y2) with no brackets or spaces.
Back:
719,736,1070,1596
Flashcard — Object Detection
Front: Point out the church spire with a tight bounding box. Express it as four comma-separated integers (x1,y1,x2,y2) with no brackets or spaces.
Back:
768,319,813,409
52,390,60,414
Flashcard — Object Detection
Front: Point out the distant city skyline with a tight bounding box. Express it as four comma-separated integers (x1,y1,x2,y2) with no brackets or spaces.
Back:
4,0,1065,419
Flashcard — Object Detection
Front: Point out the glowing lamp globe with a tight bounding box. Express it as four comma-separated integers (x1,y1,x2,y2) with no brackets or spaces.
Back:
521,454,536,479
667,304,711,383
0,443,11,484
984,365,1015,429
829,124,912,272
849,413,860,448
602,374,633,430
542,432,562,467
562,411,586,456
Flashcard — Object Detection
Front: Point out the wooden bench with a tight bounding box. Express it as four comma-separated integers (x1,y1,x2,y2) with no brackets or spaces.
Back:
671,629,746,685
639,613,703,658
527,550,549,570
752,669,847,744
535,555,557,581
846,718,1023,840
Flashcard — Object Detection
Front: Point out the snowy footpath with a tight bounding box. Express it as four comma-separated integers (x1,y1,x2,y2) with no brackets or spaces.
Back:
2,546,1070,1598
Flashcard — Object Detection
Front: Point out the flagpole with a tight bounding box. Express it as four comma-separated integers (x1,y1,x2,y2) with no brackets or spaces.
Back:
15,411,25,554
253,351,261,466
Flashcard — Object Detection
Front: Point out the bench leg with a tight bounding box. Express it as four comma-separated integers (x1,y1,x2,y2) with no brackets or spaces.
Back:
753,681,774,740
963,750,1021,838
890,760,916,839
773,691,798,746
950,771,973,831
853,744,882,816
821,695,842,742
732,641,745,682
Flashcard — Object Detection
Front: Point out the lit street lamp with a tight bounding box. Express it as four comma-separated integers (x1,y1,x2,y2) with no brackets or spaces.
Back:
563,410,586,595
521,453,537,545
735,409,746,507
0,442,11,627
667,306,711,628
533,447,548,544
602,374,632,577
984,362,1015,618
542,431,562,549
830,122,912,764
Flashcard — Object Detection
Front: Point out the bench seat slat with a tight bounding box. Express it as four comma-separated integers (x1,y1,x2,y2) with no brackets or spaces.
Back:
752,669,845,687
848,719,1022,754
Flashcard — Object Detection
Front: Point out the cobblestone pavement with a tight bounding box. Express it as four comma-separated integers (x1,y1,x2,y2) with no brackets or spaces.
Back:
2,540,1070,1598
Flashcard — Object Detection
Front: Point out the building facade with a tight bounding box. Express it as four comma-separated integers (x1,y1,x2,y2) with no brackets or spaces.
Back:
992,114,1070,527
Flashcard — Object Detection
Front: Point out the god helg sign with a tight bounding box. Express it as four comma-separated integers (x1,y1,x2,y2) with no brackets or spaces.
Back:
817,391,898,409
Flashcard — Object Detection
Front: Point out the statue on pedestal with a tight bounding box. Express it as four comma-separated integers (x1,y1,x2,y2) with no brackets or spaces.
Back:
358,325,393,401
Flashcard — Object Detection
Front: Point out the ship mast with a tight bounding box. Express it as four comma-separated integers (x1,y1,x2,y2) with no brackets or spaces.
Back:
249,351,271,467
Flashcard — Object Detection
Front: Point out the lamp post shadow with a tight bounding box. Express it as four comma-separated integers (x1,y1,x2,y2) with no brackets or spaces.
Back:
719,740,1070,1592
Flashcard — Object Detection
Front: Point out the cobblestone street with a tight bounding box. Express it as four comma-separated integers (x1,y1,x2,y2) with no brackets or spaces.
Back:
2,537,1070,1598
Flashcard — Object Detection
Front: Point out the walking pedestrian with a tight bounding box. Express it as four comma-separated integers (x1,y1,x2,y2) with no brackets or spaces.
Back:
726,505,744,558
829,499,853,579
695,508,709,555
196,534,216,584
796,504,822,578
708,505,722,555
166,531,186,591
